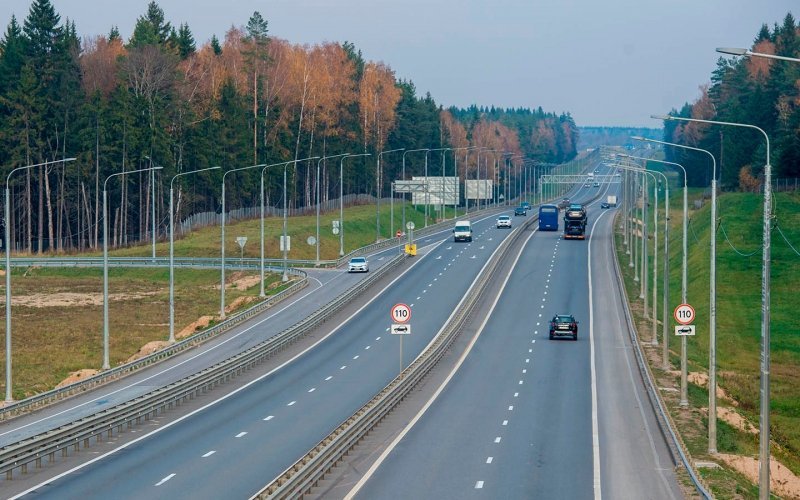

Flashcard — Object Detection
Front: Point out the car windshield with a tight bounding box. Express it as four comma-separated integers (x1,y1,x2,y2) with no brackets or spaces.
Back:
350,258,366,264
455,225,470,232
498,216,510,220
555,315,574,323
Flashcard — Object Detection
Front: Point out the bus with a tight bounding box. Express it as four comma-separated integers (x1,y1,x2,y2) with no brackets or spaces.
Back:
538,204,559,231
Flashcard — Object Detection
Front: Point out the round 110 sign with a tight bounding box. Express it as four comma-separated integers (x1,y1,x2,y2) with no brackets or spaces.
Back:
673,303,695,325
391,303,411,324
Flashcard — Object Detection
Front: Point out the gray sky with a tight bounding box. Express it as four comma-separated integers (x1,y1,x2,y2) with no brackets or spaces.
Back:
1,0,796,127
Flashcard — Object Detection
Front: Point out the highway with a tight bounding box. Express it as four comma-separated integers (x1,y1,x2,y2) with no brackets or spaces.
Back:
347,178,682,499
5,209,523,498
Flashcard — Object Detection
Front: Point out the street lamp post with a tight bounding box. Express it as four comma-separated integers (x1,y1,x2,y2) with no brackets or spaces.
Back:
315,154,348,266
170,166,220,342
4,157,75,400
142,155,159,260
282,156,319,281
221,162,269,319
623,153,688,405
422,148,450,227
375,148,404,242
103,165,162,370
614,161,670,366
340,153,371,256
401,149,428,235
634,134,719,453
653,115,771,493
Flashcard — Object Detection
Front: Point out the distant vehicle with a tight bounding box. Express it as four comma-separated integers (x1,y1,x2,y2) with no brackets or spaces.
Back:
549,314,578,341
601,202,610,209
521,201,531,211
514,206,526,216
606,195,617,207
453,220,473,242
593,182,600,187
496,215,512,228
348,257,369,273
539,204,559,231
594,168,600,173
558,198,570,209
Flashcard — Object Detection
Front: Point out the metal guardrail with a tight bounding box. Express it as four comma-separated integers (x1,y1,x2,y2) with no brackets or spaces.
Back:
0,266,309,421
0,252,407,479
610,213,712,499
259,213,540,498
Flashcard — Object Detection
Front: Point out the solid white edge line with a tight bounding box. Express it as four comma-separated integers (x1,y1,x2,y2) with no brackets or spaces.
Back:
11,213,512,499
344,227,537,499
588,208,610,500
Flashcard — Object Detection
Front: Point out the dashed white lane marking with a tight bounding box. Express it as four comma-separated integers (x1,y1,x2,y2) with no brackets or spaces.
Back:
439,273,443,276
518,380,523,385
340,365,347,370
540,305,544,309
522,369,527,374
308,388,316,393
287,401,296,406
528,349,532,353
538,313,542,317
486,457,493,464
428,283,433,287
155,473,176,486
423,290,427,293
376,337,381,341
410,303,415,307
514,392,519,398
494,437,502,443
264,415,274,421
526,358,530,363
386,327,390,331
508,406,514,411
502,420,508,426
542,297,546,301
433,278,438,282
365,345,371,350
475,481,484,489
202,451,216,458
236,432,247,438
325,376,333,381
416,296,421,300
353,355,359,360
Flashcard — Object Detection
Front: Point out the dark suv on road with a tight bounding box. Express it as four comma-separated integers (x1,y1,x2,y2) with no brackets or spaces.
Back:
549,314,578,341
514,206,526,216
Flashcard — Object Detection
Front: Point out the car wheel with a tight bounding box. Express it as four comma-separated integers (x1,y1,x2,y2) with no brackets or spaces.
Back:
572,334,578,341
549,332,554,340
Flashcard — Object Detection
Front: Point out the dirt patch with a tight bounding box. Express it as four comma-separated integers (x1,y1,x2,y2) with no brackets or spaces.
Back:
715,453,800,499
55,369,100,389
225,296,257,314
0,291,159,308
178,315,214,339
669,370,737,404
719,407,757,435
125,341,172,363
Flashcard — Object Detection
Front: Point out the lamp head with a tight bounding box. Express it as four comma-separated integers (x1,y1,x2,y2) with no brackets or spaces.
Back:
630,135,647,141
650,114,672,121
716,47,748,56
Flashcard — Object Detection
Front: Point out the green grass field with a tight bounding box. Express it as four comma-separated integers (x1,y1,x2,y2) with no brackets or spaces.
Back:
618,186,800,495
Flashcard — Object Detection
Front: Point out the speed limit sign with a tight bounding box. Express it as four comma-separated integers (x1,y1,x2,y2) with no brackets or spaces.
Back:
390,303,411,324
673,303,695,325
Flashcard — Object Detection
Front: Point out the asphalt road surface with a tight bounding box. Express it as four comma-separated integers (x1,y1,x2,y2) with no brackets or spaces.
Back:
350,179,682,499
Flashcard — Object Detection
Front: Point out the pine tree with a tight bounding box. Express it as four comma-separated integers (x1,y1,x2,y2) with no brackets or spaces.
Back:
176,23,195,59
210,34,222,55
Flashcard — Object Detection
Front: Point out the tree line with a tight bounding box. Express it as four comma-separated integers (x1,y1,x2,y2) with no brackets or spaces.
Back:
0,0,578,253
662,12,800,189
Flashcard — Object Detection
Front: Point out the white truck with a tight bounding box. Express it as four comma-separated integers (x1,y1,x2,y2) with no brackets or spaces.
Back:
607,195,617,207
453,220,473,242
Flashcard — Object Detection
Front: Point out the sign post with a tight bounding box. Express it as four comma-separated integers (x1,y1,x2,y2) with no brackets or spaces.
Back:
674,303,695,409
390,304,411,375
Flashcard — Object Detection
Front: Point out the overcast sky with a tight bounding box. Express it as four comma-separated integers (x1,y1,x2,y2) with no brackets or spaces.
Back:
1,0,796,127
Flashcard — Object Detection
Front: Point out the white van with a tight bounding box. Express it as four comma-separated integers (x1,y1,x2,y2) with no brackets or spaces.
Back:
453,220,472,242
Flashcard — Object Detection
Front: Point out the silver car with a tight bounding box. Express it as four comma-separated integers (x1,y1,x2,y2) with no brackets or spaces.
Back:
348,257,369,273
496,215,512,228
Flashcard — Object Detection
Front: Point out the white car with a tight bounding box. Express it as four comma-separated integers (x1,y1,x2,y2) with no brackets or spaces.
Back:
496,215,512,228
348,257,369,273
